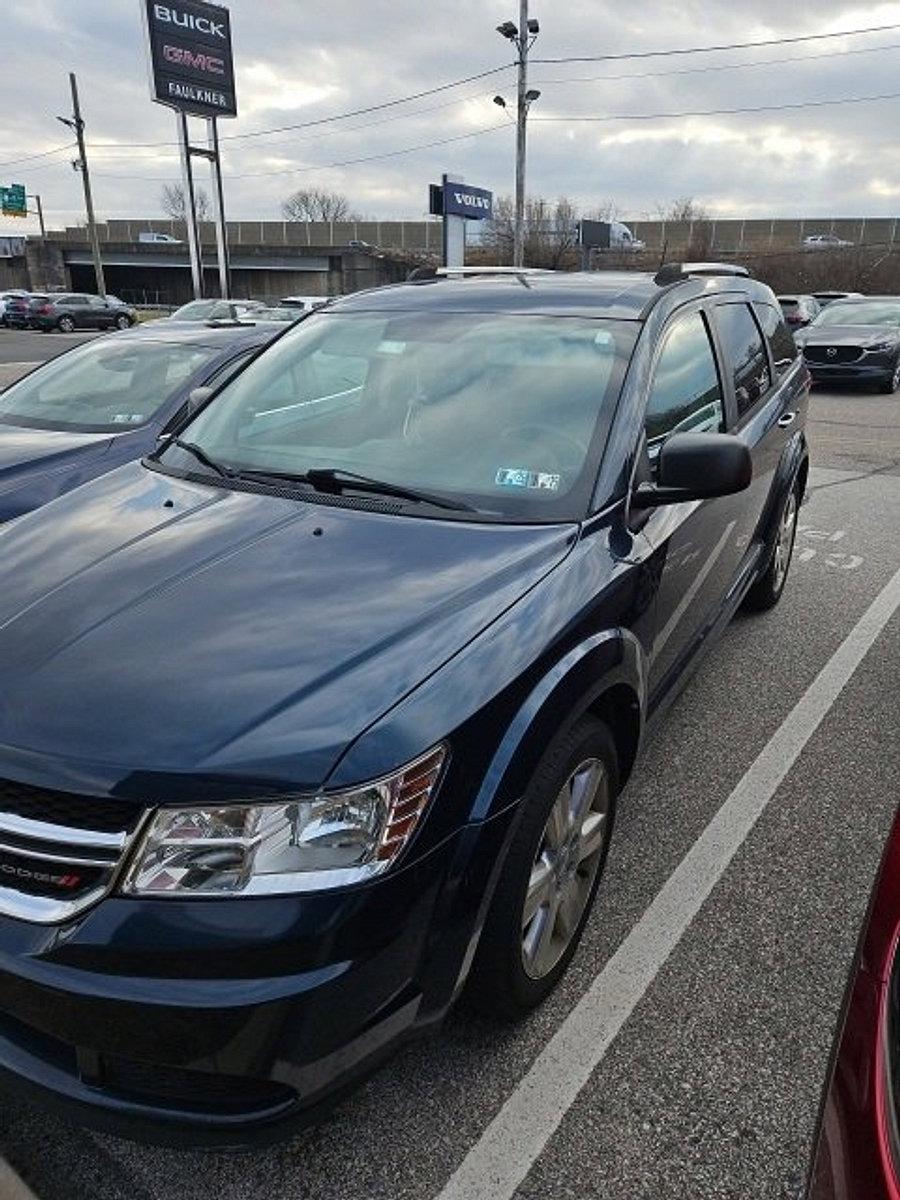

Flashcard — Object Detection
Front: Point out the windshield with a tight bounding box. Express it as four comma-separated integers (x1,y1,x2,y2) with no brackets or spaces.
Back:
812,301,900,328
0,337,219,433
170,300,231,321
161,311,636,520
779,300,799,312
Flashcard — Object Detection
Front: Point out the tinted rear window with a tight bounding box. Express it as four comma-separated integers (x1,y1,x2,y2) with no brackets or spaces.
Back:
756,303,799,376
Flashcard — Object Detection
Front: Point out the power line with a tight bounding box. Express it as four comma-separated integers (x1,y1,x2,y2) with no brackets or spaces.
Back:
90,122,510,184
87,63,514,152
0,142,77,169
532,89,900,122
532,38,900,84
531,21,900,64
87,87,501,159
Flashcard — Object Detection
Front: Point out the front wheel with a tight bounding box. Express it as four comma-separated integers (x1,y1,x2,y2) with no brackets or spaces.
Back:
466,715,618,1019
57,316,76,333
879,360,900,393
114,314,131,330
743,483,800,612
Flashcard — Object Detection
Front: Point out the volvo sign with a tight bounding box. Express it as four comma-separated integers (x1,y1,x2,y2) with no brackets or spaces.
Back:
143,0,237,118
443,183,493,221
430,181,494,222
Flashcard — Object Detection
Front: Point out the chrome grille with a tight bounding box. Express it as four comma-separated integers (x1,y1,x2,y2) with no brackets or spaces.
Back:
0,783,146,923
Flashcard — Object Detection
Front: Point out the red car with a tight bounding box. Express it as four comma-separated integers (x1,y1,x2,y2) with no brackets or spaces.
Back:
807,812,900,1198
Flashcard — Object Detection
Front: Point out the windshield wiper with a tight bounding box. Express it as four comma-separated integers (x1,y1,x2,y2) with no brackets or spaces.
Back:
168,438,236,479
234,466,476,513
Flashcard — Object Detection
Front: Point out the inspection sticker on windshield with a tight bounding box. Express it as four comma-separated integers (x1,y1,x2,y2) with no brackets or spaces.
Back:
495,468,561,491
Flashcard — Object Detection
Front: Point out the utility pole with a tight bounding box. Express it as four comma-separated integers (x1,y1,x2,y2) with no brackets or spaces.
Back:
58,73,105,297
514,0,529,269
495,8,540,267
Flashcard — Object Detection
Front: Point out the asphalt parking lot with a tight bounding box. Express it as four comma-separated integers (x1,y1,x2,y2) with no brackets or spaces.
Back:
0,327,100,389
0,378,899,1200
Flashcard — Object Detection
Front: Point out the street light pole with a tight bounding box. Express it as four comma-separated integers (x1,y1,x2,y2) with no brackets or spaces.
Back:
514,0,529,269
60,73,106,297
497,8,539,267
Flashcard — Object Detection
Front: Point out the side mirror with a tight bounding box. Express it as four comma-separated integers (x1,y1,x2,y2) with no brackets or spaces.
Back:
187,386,214,415
632,432,752,508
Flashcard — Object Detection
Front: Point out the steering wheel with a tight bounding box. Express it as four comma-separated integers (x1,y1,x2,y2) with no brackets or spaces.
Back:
498,423,584,471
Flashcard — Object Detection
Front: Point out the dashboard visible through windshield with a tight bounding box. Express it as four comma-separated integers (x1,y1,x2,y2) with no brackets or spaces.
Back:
159,310,636,520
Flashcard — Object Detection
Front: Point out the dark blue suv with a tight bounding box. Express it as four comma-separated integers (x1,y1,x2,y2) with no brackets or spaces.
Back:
0,265,808,1144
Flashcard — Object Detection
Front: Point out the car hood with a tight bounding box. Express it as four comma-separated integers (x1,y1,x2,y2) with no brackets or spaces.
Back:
799,324,900,347
0,426,112,477
0,426,115,521
0,464,576,796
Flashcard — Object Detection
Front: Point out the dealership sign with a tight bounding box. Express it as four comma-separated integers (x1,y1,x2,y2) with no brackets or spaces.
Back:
430,181,493,221
143,0,237,118
444,183,493,220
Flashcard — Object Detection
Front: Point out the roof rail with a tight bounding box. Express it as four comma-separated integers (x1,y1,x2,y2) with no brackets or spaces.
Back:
654,261,751,286
434,266,555,276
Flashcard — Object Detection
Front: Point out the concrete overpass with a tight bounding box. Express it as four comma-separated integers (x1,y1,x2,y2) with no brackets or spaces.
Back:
3,226,414,303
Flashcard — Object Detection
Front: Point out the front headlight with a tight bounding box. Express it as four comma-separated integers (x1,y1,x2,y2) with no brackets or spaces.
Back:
121,745,446,897
867,340,896,353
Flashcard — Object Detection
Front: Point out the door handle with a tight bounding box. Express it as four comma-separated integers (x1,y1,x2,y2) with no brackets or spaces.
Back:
777,411,797,428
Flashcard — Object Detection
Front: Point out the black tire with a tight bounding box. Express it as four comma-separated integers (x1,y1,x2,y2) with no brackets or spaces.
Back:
743,481,801,612
879,360,900,393
57,316,75,333
114,314,131,330
466,715,619,1020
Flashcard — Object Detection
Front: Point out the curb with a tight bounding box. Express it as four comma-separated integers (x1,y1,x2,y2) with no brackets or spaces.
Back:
0,1158,38,1200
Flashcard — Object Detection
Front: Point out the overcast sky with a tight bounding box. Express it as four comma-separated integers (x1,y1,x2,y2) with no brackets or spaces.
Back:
2,0,900,236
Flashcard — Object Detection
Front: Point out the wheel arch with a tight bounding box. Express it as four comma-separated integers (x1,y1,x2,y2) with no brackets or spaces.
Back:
467,627,647,825
758,431,809,551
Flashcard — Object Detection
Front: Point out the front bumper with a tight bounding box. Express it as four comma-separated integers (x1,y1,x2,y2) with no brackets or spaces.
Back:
804,352,896,384
0,813,513,1146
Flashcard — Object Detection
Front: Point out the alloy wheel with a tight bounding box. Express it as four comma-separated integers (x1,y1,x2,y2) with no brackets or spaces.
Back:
521,758,609,980
772,489,798,593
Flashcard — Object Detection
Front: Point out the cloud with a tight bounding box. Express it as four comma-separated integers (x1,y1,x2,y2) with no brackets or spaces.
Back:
2,0,900,233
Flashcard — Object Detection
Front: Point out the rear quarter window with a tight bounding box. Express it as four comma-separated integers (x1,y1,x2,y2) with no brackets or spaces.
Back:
714,302,771,419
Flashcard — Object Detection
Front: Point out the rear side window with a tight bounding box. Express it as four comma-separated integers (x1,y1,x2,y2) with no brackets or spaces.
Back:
715,303,771,419
756,302,798,378
645,310,724,448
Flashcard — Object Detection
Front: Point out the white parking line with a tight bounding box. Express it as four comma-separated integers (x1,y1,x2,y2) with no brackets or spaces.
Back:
0,1157,38,1200
437,561,900,1200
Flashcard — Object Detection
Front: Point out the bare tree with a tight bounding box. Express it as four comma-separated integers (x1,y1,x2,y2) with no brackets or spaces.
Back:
656,197,709,223
583,198,621,223
656,197,712,255
160,183,211,222
282,188,359,222
484,194,582,268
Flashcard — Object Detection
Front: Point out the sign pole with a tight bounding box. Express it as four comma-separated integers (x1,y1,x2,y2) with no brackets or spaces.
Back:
177,110,204,299
32,194,46,237
207,117,230,299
